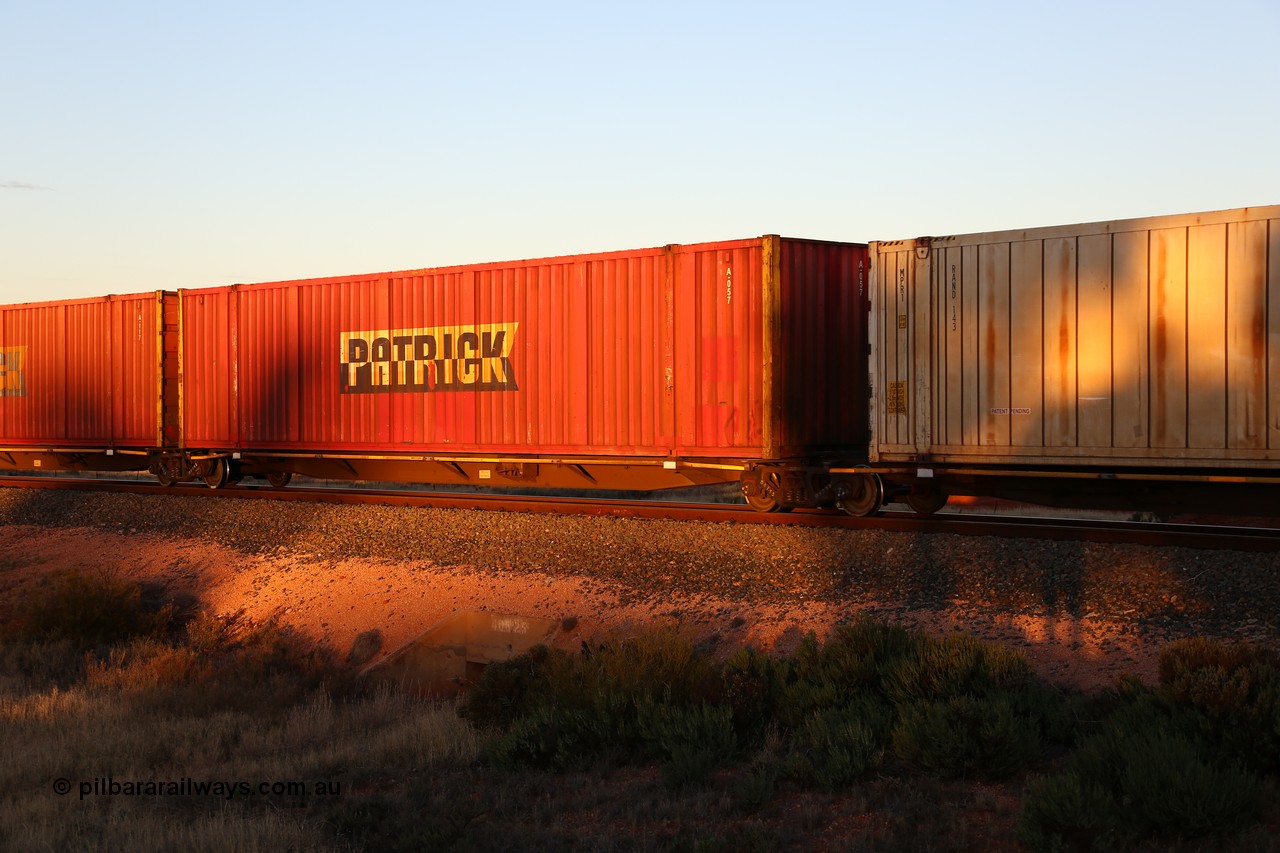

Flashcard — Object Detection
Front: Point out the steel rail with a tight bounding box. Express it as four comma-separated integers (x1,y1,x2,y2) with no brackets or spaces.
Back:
2,475,1278,552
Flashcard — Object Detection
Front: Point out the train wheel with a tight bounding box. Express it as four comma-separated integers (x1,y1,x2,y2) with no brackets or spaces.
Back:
744,492,782,512
267,471,293,488
744,493,792,512
156,470,177,487
742,472,790,513
836,473,883,517
905,486,948,515
202,458,228,489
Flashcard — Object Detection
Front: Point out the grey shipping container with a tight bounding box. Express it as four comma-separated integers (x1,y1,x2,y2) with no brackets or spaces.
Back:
869,205,1280,475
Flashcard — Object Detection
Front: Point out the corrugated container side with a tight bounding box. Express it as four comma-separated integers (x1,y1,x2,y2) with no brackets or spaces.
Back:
184,247,676,457
240,247,671,456
673,239,765,455
774,239,871,456
181,236,868,464
239,283,298,445
871,205,1280,467
180,288,238,447
110,295,167,444
672,237,869,458
159,294,181,446
0,293,163,447
583,252,672,451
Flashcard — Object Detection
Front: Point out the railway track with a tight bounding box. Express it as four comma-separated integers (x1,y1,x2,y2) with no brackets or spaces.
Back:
3,474,1278,552
4,469,1278,706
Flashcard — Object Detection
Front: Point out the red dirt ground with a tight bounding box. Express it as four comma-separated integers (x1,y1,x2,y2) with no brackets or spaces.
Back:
0,524,1162,692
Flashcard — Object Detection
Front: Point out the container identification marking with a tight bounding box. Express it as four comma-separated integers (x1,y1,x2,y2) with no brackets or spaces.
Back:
886,381,907,415
0,347,27,397
949,264,958,332
340,324,518,393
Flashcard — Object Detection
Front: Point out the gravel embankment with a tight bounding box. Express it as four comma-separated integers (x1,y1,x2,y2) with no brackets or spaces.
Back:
2,488,1277,648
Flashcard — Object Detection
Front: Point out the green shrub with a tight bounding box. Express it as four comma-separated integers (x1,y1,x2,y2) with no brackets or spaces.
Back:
892,693,1043,779
485,691,739,776
882,631,1036,706
1018,701,1262,849
483,705,602,770
0,637,84,692
584,687,651,757
183,610,235,655
659,743,724,790
575,625,720,707
638,699,736,762
2,570,173,647
1018,770,1120,852
328,785,483,853
468,626,735,772
207,615,345,708
1009,682,1082,747
784,698,890,789
458,644,574,729
720,645,789,740
732,758,781,814
1156,637,1280,771
1159,637,1279,699
108,611,349,714
84,636,205,691
466,625,722,733
775,620,920,727
1118,727,1260,837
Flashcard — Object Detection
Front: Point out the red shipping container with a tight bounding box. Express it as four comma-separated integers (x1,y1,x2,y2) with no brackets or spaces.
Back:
0,292,173,468
179,237,868,489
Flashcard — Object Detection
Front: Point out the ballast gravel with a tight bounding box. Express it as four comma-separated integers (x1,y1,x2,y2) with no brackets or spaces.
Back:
2,488,1277,652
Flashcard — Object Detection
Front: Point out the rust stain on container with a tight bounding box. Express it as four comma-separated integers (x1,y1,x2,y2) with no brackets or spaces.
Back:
869,204,1280,468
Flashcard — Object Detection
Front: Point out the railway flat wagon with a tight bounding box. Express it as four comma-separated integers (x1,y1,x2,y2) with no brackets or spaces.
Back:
867,204,1280,515
0,292,178,473
165,237,871,505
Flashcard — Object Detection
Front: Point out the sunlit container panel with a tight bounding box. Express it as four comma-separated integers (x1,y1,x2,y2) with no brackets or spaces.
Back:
224,248,668,455
179,288,238,446
584,252,671,452
869,205,1280,468
178,237,869,465
0,293,164,448
108,295,170,444
873,244,911,449
673,240,765,455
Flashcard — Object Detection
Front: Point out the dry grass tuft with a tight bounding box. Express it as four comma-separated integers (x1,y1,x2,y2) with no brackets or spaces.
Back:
2,571,1274,850
0,571,479,851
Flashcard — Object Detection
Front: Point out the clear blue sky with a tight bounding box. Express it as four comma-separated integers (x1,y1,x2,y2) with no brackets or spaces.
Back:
3,1,1277,304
